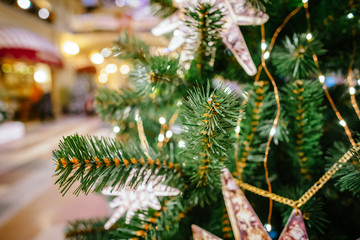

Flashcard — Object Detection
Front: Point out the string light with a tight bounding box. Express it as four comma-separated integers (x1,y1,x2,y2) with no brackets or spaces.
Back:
165,130,173,138
318,75,325,83
339,120,347,127
349,87,356,95
101,48,112,57
159,117,166,125
158,134,165,142
91,53,104,64
98,73,108,83
261,42,267,50
120,64,130,74
63,41,79,55
306,33,312,41
270,127,276,136
302,0,308,3
17,0,31,9
263,51,270,59
264,223,272,232
105,63,117,74
38,8,50,19
178,140,186,148
113,126,121,133
347,13,354,19
235,126,240,133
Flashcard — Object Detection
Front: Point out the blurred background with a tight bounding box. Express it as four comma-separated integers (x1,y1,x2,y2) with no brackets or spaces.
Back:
0,0,166,239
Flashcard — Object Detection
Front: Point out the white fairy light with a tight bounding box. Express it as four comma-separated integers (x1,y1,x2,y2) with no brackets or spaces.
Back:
306,33,313,41
90,53,104,64
318,75,325,83
159,117,166,125
235,126,241,133
165,130,173,138
339,120,346,126
177,100,183,106
158,134,165,142
120,64,130,74
101,47,111,58
302,0,308,3
113,126,121,133
263,51,270,60
347,13,354,19
17,0,31,9
261,42,267,50
357,79,360,85
264,223,272,232
178,140,186,148
38,8,50,19
270,127,276,136
105,63,117,74
135,112,141,121
349,87,355,95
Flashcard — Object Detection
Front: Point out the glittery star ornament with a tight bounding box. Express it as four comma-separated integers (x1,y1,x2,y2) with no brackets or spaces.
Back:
221,168,271,240
278,209,309,240
152,0,269,76
102,176,180,229
192,224,222,240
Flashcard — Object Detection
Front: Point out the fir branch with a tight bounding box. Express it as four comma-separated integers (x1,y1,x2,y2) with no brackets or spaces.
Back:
130,55,186,105
65,218,116,240
183,2,225,82
113,32,150,62
110,197,185,239
95,88,145,122
150,0,177,17
272,33,326,79
282,80,324,180
53,134,182,196
180,84,242,203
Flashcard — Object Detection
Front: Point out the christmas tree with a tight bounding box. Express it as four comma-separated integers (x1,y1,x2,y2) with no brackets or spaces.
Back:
53,0,360,239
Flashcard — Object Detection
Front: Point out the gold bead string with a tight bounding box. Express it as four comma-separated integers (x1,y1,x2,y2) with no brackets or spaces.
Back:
303,1,356,147
238,142,360,208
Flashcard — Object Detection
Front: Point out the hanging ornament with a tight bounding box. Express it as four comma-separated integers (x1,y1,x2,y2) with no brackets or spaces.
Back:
221,168,271,240
192,225,222,240
151,0,269,76
101,171,180,229
278,209,309,240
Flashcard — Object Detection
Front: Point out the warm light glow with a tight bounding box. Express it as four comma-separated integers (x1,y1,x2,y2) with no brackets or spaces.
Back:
339,120,346,126
270,127,276,136
101,48,111,57
1,64,12,73
158,134,165,142
17,0,31,9
347,13,354,19
63,41,79,55
159,117,166,125
91,53,104,64
113,126,121,133
34,70,48,83
166,130,173,138
38,8,50,19
319,75,325,83
306,33,312,41
178,140,186,148
98,73,108,83
263,51,270,60
120,64,130,74
235,126,240,133
261,42,267,50
349,87,355,95
105,63,117,74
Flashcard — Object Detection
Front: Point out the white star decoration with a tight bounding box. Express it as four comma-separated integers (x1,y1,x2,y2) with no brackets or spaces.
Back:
152,0,269,76
102,172,180,230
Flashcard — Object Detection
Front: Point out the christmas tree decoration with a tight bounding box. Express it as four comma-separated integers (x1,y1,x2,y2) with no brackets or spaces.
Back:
192,225,222,240
152,0,269,75
221,168,271,240
278,209,309,240
102,177,180,229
